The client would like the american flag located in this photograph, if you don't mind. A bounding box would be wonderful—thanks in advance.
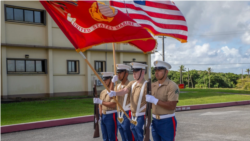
[110,0,188,43]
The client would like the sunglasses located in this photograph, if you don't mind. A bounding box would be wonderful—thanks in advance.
[154,67,166,71]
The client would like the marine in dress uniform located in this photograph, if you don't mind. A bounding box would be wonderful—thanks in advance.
[108,62,148,141]
[146,61,179,141]
[93,72,118,141]
[111,64,133,141]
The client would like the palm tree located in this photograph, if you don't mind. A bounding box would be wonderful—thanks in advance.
[246,69,250,78]
[190,74,193,88]
[179,65,186,84]
[208,67,211,88]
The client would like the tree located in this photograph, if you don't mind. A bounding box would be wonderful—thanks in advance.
[151,67,157,82]
[179,65,186,84]
[189,70,199,88]
[208,67,211,88]
[236,77,250,90]
[246,69,250,78]
[155,68,241,89]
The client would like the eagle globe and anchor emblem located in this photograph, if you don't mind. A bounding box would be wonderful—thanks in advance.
[89,2,118,22]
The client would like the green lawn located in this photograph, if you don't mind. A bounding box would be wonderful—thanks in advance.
[178,88,250,106]
[1,99,94,126]
[1,88,250,126]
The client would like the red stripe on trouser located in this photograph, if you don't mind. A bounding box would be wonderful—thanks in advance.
[172,117,176,141]
[129,111,135,141]
[113,113,118,141]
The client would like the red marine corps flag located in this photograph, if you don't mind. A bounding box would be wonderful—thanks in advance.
[40,0,156,53]
[40,1,156,135]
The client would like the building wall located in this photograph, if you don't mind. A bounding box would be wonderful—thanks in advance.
[53,50,87,93]
[52,28,73,48]
[0,48,3,98]
[4,47,48,96]
[6,23,47,46]
[4,1,44,9]
[7,75,48,95]
[6,47,47,59]
[1,1,4,97]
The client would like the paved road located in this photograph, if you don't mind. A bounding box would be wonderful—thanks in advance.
[2,105,250,141]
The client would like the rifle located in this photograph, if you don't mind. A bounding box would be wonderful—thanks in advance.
[93,80,100,138]
[143,78,152,141]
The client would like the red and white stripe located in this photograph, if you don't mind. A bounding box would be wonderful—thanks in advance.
[110,0,188,43]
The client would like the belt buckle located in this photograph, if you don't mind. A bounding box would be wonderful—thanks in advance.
[132,112,136,117]
[156,115,160,120]
[131,112,138,126]
[118,117,124,123]
[103,111,106,114]
[131,120,137,126]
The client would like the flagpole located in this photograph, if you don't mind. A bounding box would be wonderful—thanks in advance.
[79,52,131,121]
[112,43,119,115]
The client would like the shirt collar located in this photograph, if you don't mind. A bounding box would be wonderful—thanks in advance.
[121,80,129,86]
[119,80,129,88]
[136,79,146,87]
[153,78,170,87]
[161,78,170,86]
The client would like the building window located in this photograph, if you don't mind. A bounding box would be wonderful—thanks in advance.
[123,61,147,74]
[95,61,106,72]
[5,5,46,24]
[7,59,47,74]
[67,60,79,74]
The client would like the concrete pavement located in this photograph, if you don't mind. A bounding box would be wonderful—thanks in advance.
[2,105,250,141]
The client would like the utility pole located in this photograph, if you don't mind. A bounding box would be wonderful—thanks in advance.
[242,69,243,80]
[242,69,243,88]
[180,66,182,84]
[158,36,166,61]
[188,68,189,88]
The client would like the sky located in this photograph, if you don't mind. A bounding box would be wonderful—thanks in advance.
[151,1,250,74]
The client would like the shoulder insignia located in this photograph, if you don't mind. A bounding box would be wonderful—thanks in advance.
[175,89,179,94]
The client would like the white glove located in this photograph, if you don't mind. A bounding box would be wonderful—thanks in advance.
[146,95,159,105]
[108,91,116,97]
[112,75,118,83]
[93,98,102,104]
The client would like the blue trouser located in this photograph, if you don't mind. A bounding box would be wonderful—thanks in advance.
[101,113,118,141]
[151,116,177,141]
[117,111,133,141]
[130,115,144,141]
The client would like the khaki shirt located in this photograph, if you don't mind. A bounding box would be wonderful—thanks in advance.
[99,89,116,111]
[115,80,130,109]
[152,78,179,115]
[125,79,147,113]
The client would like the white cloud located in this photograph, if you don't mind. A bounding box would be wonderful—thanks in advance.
[194,43,210,57]
[220,46,240,57]
[241,31,250,44]
[151,39,250,74]
[175,1,250,43]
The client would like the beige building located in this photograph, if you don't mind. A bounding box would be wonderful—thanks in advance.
[1,1,151,99]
